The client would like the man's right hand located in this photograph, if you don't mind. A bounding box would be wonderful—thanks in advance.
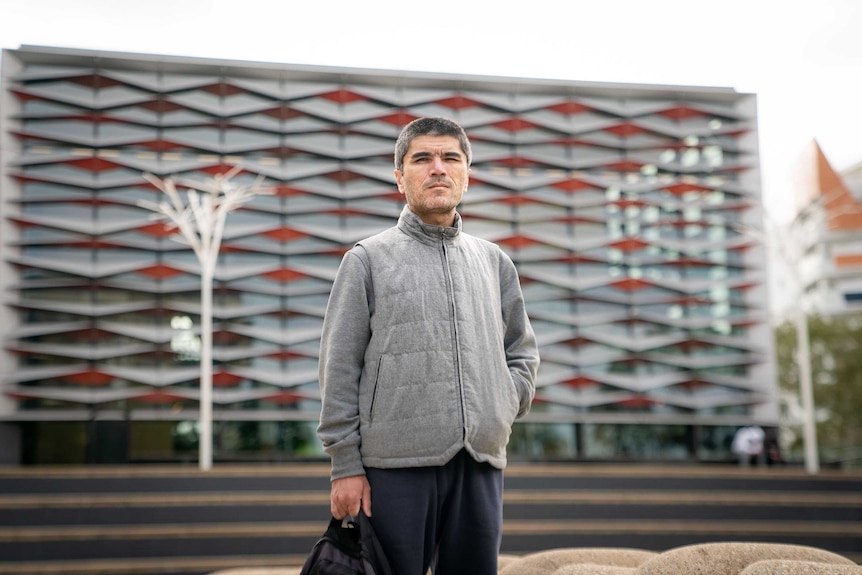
[330,474,372,519]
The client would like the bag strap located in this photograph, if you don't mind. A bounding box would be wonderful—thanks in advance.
[321,515,363,558]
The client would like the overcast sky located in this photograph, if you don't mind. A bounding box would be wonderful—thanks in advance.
[2,0,861,225]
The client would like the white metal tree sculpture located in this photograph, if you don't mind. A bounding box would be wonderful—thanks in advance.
[138,165,269,470]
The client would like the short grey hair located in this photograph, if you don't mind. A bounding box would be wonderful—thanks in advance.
[394,117,472,172]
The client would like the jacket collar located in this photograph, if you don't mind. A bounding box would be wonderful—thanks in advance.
[397,205,462,245]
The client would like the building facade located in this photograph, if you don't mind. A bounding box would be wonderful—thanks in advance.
[790,141,862,315]
[0,45,777,464]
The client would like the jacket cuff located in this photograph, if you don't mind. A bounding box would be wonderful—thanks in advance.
[328,447,366,481]
[512,373,535,418]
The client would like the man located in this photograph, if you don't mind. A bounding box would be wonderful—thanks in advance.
[732,425,766,467]
[317,117,539,574]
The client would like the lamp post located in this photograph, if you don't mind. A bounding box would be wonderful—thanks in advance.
[793,308,819,474]
[139,166,268,471]
[736,220,819,474]
[765,220,820,475]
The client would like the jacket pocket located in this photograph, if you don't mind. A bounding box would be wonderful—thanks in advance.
[506,373,521,419]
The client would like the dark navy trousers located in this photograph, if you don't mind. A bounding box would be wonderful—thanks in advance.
[364,449,504,575]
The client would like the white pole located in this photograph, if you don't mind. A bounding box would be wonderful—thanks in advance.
[795,310,819,474]
[199,260,214,471]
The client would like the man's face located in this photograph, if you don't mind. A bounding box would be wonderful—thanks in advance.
[394,135,470,225]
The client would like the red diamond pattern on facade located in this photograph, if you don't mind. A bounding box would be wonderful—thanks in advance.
[435,96,482,109]
[658,106,708,120]
[137,265,187,280]
[212,372,244,387]
[62,371,114,387]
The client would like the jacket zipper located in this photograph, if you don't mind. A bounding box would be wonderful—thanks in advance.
[441,236,467,440]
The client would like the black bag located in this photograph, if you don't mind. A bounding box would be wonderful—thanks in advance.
[299,512,392,575]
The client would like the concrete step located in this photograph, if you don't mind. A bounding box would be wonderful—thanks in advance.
[3,487,860,509]
[2,463,859,495]
[1,490,859,526]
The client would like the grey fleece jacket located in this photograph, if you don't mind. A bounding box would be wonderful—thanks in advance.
[317,206,539,481]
